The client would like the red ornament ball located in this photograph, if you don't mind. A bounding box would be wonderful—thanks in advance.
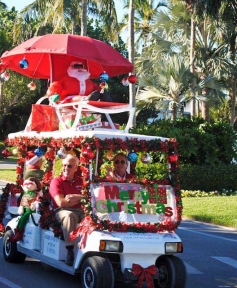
[168,154,178,163]
[81,147,95,160]
[128,75,137,84]
[2,149,11,158]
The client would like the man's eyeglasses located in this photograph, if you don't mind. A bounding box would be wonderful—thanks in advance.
[114,160,126,165]
[62,164,75,168]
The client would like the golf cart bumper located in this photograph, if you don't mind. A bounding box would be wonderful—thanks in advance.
[78,230,183,273]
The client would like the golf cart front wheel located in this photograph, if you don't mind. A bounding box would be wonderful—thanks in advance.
[154,255,187,288]
[81,256,114,288]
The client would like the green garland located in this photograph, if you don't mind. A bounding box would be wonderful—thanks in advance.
[0,136,182,236]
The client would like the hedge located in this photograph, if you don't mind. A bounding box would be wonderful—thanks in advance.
[179,164,237,192]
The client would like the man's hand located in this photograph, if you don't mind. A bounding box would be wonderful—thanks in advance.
[65,194,81,205]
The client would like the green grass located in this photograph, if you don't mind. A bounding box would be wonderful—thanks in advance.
[0,169,17,182]
[0,157,17,163]
[182,196,237,228]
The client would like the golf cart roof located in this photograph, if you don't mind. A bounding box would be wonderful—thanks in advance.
[8,129,169,142]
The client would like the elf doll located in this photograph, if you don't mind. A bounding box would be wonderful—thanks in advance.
[9,177,42,242]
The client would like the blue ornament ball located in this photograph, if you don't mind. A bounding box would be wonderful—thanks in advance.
[34,147,45,158]
[19,59,29,69]
[99,71,109,82]
[128,151,138,163]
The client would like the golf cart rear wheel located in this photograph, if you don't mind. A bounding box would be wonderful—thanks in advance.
[3,230,26,263]
[154,255,187,288]
[81,256,114,288]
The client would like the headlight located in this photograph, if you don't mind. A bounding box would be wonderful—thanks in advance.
[99,240,123,252]
[165,242,183,253]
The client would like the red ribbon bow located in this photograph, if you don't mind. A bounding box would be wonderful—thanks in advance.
[132,263,157,288]
[0,222,5,234]
[69,215,96,249]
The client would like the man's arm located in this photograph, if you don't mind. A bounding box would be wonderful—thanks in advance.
[49,177,81,208]
[54,193,81,208]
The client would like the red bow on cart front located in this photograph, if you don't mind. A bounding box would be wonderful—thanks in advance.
[69,216,97,249]
[132,263,157,288]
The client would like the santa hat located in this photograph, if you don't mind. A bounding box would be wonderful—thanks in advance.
[26,147,46,166]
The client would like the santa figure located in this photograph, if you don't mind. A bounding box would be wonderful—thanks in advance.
[46,62,112,102]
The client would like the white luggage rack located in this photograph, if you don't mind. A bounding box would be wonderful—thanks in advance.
[25,96,135,133]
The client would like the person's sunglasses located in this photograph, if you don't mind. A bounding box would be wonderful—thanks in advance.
[72,64,84,69]
[63,164,74,168]
[114,160,126,164]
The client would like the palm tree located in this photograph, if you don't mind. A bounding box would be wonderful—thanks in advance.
[13,0,119,41]
[180,0,237,125]
[121,0,167,50]
[93,0,119,42]
[81,0,88,36]
[0,1,6,9]
[136,1,228,121]
[136,54,195,120]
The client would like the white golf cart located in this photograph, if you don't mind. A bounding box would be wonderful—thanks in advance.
[1,98,186,288]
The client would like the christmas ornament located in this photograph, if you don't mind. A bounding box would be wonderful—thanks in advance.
[68,149,77,157]
[128,74,137,84]
[34,146,47,158]
[168,154,178,163]
[2,149,11,158]
[81,146,95,160]
[100,82,108,90]
[57,147,68,159]
[27,81,36,91]
[106,150,115,161]
[141,153,151,164]
[99,71,109,82]
[122,77,129,86]
[19,59,29,69]
[0,71,10,81]
[127,151,138,163]
[12,148,18,156]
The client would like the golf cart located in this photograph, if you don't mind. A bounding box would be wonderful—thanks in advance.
[0,34,186,288]
[1,108,186,288]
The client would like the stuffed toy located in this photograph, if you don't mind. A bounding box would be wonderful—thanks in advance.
[9,177,42,242]
[46,61,112,103]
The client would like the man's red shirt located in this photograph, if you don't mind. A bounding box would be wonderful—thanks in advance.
[49,174,82,209]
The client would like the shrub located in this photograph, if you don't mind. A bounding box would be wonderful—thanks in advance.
[0,141,6,159]
[179,164,237,192]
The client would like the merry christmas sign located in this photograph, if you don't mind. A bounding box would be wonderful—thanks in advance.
[91,183,177,224]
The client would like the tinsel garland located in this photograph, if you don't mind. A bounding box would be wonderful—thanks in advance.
[0,136,182,236]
